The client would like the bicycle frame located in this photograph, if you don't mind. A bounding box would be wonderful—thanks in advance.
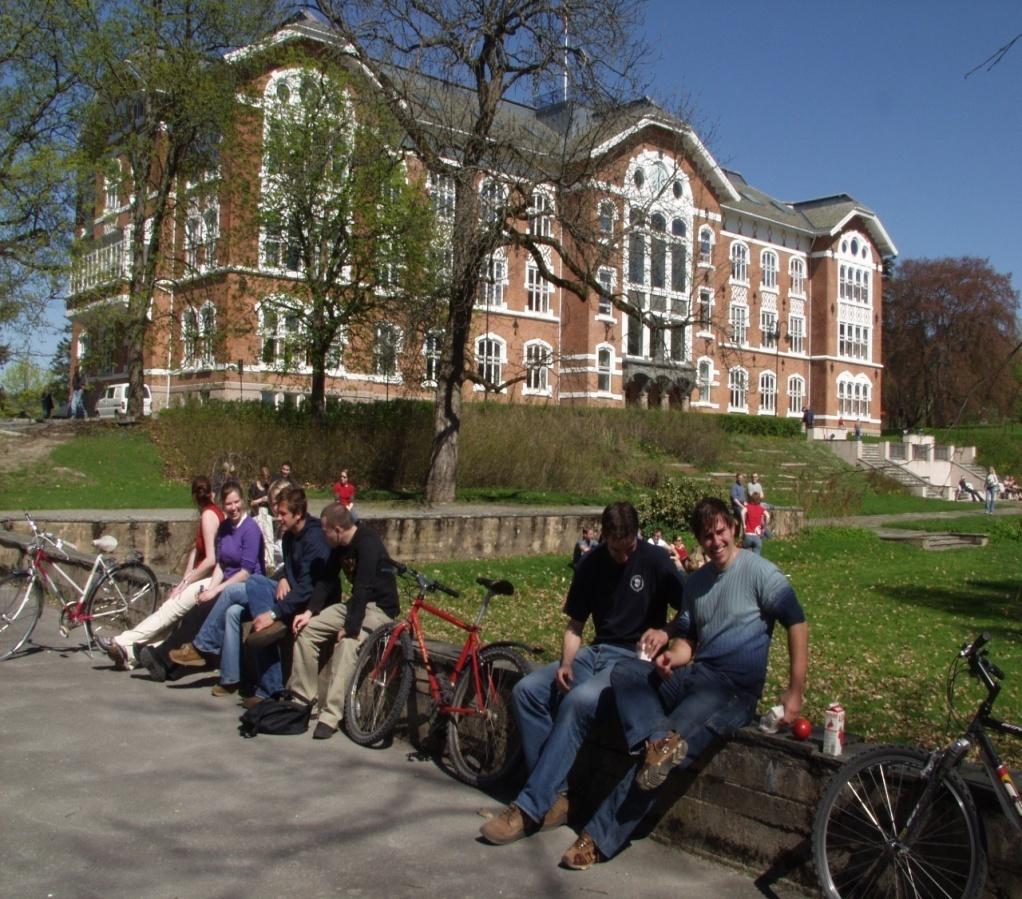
[396,590,488,718]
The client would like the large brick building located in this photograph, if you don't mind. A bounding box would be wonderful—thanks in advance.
[69,16,895,433]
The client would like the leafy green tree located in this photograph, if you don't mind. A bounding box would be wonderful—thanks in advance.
[1,357,48,414]
[73,0,280,416]
[239,52,436,418]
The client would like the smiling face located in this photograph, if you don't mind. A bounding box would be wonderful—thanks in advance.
[223,488,244,523]
[276,500,302,534]
[696,514,740,571]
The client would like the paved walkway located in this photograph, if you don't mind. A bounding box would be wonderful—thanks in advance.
[0,608,799,898]
[810,506,1022,529]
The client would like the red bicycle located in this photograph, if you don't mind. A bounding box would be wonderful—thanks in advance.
[344,563,531,788]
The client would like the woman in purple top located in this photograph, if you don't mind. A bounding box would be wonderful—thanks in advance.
[195,480,265,608]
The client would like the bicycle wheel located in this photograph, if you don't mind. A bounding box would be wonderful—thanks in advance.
[447,645,529,788]
[344,623,413,746]
[813,745,986,899]
[0,572,43,660]
[83,562,160,644]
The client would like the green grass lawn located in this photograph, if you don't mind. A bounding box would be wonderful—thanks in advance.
[0,429,192,509]
[411,518,1022,766]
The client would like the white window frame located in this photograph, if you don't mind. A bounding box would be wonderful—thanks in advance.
[728,367,749,412]
[596,267,615,317]
[695,357,714,405]
[523,340,553,395]
[372,321,402,378]
[528,189,553,238]
[789,257,805,296]
[788,314,805,354]
[760,308,778,349]
[787,374,805,415]
[475,334,506,391]
[698,226,714,265]
[761,250,778,290]
[479,178,507,226]
[697,288,714,333]
[596,345,614,393]
[422,331,442,386]
[729,301,748,345]
[428,171,456,222]
[478,250,508,308]
[758,370,777,414]
[730,241,749,284]
[526,260,552,314]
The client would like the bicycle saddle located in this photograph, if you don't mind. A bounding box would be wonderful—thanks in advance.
[476,577,514,596]
[93,535,119,552]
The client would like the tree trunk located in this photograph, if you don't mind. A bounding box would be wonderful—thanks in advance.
[310,348,326,421]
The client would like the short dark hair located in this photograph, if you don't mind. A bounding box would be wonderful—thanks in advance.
[689,497,737,540]
[601,502,639,540]
[276,486,307,518]
[321,502,354,530]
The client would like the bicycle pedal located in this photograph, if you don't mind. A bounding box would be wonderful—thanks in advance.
[59,624,70,638]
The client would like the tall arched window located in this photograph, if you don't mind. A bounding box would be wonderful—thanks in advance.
[597,346,613,392]
[475,335,505,389]
[730,242,749,283]
[524,340,552,394]
[761,250,778,290]
[789,257,805,296]
[696,358,713,404]
[698,227,714,265]
[728,367,749,411]
[787,375,805,415]
[759,371,776,414]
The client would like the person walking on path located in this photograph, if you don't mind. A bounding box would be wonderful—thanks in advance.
[985,468,999,515]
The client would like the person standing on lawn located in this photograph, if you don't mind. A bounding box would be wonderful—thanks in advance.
[559,496,807,870]
[479,501,682,846]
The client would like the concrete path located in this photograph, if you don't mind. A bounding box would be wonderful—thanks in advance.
[0,608,799,899]
[810,506,1022,529]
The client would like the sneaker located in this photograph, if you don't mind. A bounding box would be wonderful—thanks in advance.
[211,683,239,697]
[139,645,168,682]
[541,793,569,831]
[636,730,688,791]
[168,643,206,668]
[479,803,538,845]
[312,722,337,740]
[560,832,601,870]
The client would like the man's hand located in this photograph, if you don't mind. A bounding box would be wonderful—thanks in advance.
[275,579,291,602]
[555,662,574,693]
[335,627,347,643]
[654,638,694,681]
[291,610,312,635]
[637,628,668,659]
[251,611,276,633]
[780,686,804,724]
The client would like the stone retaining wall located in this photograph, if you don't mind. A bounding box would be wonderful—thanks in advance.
[1,506,806,572]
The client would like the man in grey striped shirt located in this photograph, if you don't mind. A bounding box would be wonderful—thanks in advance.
[561,496,808,870]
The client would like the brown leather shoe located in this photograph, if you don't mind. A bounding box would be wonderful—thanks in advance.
[211,683,239,697]
[479,803,538,845]
[242,696,263,710]
[100,637,128,671]
[636,730,688,791]
[541,793,569,830]
[561,831,601,870]
[168,643,207,668]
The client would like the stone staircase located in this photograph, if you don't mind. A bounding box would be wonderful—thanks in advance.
[855,444,945,498]
[876,530,989,551]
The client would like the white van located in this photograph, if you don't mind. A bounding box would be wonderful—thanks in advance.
[95,383,153,418]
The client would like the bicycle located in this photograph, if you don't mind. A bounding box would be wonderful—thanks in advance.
[344,563,532,788]
[812,632,1022,899]
[0,513,160,660]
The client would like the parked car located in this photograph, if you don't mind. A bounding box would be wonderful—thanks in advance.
[95,383,152,418]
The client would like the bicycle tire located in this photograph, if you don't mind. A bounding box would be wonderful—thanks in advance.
[0,572,43,661]
[447,645,529,788]
[83,562,160,644]
[812,744,986,899]
[344,622,413,746]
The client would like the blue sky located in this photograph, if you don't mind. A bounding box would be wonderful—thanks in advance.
[639,0,1021,289]
[13,2,1022,370]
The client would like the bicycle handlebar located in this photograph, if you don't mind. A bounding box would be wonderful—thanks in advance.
[393,561,461,598]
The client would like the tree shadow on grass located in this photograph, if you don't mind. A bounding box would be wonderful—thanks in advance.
[877,577,1022,641]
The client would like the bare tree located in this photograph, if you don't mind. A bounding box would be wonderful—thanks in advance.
[314,0,693,501]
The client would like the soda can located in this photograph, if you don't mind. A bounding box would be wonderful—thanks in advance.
[759,704,785,734]
[823,702,845,757]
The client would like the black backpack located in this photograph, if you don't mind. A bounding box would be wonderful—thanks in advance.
[238,690,313,737]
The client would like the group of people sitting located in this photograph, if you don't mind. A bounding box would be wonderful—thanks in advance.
[97,478,807,871]
[98,470,390,740]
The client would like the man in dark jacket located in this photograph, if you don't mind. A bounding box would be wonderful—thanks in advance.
[288,503,400,739]
[171,487,333,702]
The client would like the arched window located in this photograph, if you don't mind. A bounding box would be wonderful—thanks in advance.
[199,303,216,366]
[650,213,667,291]
[598,200,615,236]
[787,375,805,415]
[479,179,507,225]
[182,308,199,367]
[759,371,776,414]
[837,373,872,418]
[524,340,552,394]
[698,227,714,265]
[528,190,553,238]
[628,208,646,285]
[423,331,442,385]
[696,358,713,404]
[789,257,805,296]
[479,250,507,307]
[730,242,748,283]
[728,367,749,411]
[597,346,613,392]
[526,259,552,313]
[761,250,778,290]
[258,298,304,368]
[475,335,505,389]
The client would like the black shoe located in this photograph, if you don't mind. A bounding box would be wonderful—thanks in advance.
[139,645,168,683]
[312,722,337,740]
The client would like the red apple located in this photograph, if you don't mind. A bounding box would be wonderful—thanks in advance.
[792,717,812,741]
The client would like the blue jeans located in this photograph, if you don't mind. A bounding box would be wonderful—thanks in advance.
[742,534,762,555]
[193,578,279,695]
[511,643,634,824]
[985,487,996,514]
[584,658,757,860]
